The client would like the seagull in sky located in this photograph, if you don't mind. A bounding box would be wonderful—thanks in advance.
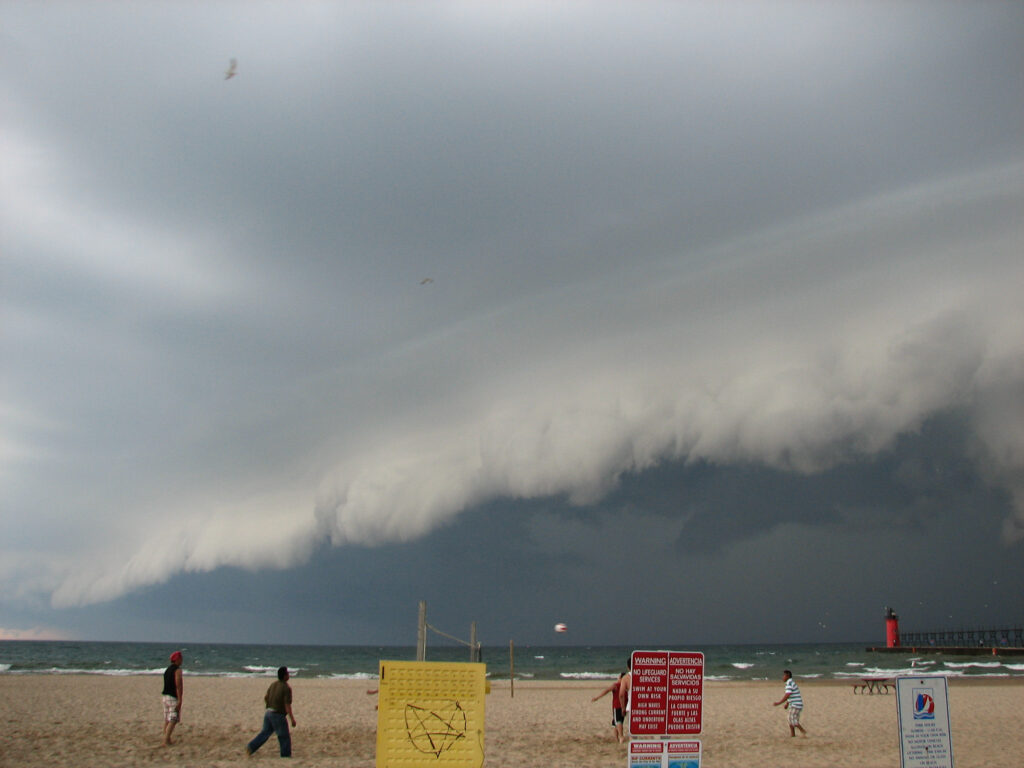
[419,277,434,285]
[225,58,237,80]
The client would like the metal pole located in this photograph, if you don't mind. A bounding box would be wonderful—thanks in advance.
[417,601,427,661]
[510,640,515,698]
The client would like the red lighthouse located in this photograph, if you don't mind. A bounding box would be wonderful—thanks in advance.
[885,607,900,648]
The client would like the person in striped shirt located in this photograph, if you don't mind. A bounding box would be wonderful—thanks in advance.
[773,669,807,737]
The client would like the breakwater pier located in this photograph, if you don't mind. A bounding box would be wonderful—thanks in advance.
[866,607,1024,656]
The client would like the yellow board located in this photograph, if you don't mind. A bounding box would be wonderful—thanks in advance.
[375,661,486,768]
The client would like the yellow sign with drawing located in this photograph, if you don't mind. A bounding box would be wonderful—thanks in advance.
[375,661,486,768]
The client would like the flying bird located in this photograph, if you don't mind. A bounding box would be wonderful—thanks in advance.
[225,59,237,80]
[419,278,433,285]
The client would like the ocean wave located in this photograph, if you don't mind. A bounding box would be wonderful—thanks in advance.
[969,672,1011,678]
[198,672,269,679]
[3,640,1016,682]
[3,666,331,679]
[243,665,300,675]
[321,672,377,680]
[20,666,167,676]
[560,672,619,680]
[835,668,917,678]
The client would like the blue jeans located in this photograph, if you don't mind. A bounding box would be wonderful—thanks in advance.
[247,710,291,757]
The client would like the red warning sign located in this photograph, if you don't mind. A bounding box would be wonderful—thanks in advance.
[629,650,704,736]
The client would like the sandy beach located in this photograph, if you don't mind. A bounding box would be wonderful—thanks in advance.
[2,675,1022,767]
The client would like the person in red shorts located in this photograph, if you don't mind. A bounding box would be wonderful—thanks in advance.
[592,671,627,743]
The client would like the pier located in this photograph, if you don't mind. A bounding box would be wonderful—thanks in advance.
[868,645,1024,656]
[866,608,1024,656]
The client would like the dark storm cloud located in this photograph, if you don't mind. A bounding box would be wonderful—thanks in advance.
[57,418,1023,645]
[2,2,1023,640]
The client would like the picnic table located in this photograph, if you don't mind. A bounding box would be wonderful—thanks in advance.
[853,677,893,694]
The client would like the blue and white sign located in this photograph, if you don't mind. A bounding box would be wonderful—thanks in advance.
[896,676,953,768]
[628,739,701,768]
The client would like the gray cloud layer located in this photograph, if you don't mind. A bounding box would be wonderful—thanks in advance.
[2,3,1022,636]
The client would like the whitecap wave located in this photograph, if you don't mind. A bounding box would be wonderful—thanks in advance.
[970,672,1011,678]
[322,671,377,680]
[243,665,306,675]
[835,667,916,678]
[560,671,619,680]
[43,667,162,676]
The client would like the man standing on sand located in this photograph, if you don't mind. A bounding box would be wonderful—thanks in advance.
[161,651,184,746]
[246,666,296,757]
[591,672,626,743]
[773,669,807,737]
[618,658,632,732]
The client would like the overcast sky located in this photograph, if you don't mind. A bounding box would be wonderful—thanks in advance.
[2,2,1023,646]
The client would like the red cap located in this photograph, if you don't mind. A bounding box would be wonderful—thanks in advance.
[170,651,183,664]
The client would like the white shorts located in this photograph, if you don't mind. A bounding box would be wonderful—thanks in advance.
[163,695,179,723]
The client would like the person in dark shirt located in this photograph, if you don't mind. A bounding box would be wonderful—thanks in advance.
[246,666,297,757]
[161,651,184,746]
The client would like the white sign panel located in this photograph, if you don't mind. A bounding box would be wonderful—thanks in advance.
[666,740,702,768]
[628,740,701,768]
[896,676,953,768]
[629,740,665,768]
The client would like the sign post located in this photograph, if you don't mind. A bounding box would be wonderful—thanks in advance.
[896,675,953,768]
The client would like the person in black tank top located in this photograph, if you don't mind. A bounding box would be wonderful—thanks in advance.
[162,664,178,696]
[161,651,184,746]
